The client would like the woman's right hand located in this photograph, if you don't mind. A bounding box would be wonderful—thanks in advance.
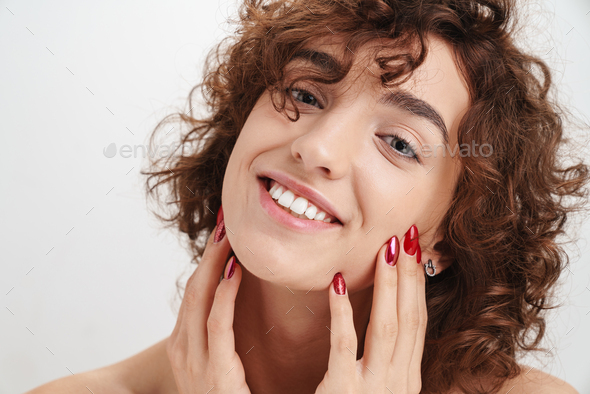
[166,209,251,393]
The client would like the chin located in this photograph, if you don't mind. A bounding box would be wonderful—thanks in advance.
[228,234,333,290]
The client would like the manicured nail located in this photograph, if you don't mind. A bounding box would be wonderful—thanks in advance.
[333,272,346,295]
[214,218,226,244]
[216,205,224,226]
[224,256,236,280]
[416,244,421,265]
[385,236,399,266]
[403,224,419,256]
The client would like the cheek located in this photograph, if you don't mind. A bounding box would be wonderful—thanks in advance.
[222,138,244,215]
[419,187,454,224]
[222,108,275,206]
[418,163,459,219]
[340,248,379,292]
[357,162,422,226]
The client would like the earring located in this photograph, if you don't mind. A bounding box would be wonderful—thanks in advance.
[424,259,436,277]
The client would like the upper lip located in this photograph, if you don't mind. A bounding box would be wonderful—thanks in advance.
[258,170,344,224]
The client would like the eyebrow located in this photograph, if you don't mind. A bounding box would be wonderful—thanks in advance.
[290,49,449,144]
[378,89,449,144]
[291,48,342,75]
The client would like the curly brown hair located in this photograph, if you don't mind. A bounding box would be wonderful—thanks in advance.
[142,0,589,392]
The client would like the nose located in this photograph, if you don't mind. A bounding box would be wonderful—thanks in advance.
[290,111,355,179]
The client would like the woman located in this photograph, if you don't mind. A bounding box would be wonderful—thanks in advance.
[27,0,588,393]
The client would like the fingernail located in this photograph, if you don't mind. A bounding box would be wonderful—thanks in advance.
[224,256,236,280]
[416,244,421,265]
[403,224,419,256]
[385,236,399,266]
[333,272,346,295]
[214,218,226,244]
[216,205,224,226]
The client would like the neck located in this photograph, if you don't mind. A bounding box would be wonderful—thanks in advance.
[233,264,373,394]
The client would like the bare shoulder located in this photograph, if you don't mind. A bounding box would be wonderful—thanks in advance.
[23,367,132,394]
[499,365,579,394]
[24,337,176,394]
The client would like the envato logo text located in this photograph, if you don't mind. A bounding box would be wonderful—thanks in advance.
[103,141,492,159]
[103,143,180,159]
[420,142,493,158]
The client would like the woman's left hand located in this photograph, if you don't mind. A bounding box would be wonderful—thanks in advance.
[315,228,427,394]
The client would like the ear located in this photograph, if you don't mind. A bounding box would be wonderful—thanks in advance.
[421,228,452,274]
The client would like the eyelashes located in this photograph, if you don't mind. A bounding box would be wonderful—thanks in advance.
[284,84,421,164]
[286,86,322,109]
[378,134,420,163]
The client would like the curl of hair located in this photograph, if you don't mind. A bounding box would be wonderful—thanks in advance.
[142,0,589,392]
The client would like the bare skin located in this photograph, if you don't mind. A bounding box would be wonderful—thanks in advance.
[25,35,580,394]
[23,336,579,394]
[22,227,580,394]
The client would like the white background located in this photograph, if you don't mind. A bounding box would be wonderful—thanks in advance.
[1,0,589,392]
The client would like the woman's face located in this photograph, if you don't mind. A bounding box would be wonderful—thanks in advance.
[222,34,470,292]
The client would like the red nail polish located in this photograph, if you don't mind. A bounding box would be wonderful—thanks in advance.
[385,236,399,266]
[214,218,226,244]
[224,256,236,280]
[416,244,421,265]
[333,273,346,295]
[403,224,419,256]
[216,205,224,226]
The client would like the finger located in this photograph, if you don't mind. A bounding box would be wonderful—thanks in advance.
[174,222,232,347]
[207,256,242,370]
[327,273,358,390]
[408,260,427,392]
[185,221,233,310]
[390,227,421,376]
[362,236,399,382]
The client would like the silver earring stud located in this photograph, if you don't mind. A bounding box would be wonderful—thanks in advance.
[424,259,436,277]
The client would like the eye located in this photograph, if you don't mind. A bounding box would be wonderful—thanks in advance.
[284,85,322,109]
[379,133,420,163]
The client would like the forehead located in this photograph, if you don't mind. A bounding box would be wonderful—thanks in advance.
[292,34,471,144]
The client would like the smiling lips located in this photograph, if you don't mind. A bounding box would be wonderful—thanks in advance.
[267,179,340,223]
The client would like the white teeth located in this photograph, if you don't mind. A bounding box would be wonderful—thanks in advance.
[271,185,284,200]
[304,204,317,220]
[269,182,279,196]
[290,197,308,215]
[277,189,295,208]
[267,179,338,223]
